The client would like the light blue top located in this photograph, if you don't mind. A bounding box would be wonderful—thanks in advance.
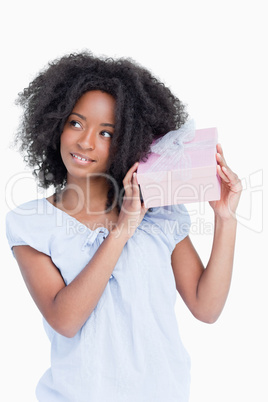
[6,198,191,402]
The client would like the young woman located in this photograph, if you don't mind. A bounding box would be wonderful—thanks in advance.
[6,52,242,402]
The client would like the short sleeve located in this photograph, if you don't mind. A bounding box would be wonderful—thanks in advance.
[5,199,51,257]
[6,209,29,255]
[143,204,191,251]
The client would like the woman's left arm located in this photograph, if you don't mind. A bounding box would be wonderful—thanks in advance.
[171,144,242,323]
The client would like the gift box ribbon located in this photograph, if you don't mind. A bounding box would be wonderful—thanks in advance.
[145,120,217,181]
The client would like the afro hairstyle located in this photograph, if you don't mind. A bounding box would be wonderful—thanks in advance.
[15,51,188,210]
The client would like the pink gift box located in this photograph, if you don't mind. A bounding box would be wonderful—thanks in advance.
[137,127,221,208]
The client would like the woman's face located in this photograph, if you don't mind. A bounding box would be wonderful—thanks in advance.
[60,90,116,182]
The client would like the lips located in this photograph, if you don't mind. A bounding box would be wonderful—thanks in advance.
[70,153,95,163]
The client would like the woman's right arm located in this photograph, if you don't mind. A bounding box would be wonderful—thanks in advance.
[13,232,126,338]
[13,163,146,338]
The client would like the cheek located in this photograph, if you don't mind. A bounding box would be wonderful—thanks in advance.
[60,130,71,151]
[101,143,111,162]
[59,132,71,162]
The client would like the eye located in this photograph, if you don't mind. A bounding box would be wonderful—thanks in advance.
[69,120,82,129]
[100,130,113,138]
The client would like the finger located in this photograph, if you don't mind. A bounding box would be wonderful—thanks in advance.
[216,151,228,170]
[124,174,141,201]
[216,143,223,155]
[124,172,141,205]
[222,166,242,190]
[222,165,237,182]
[216,143,229,164]
[217,164,230,183]
[123,162,139,196]
[123,162,139,184]
[132,172,140,198]
[127,162,139,176]
[216,143,227,162]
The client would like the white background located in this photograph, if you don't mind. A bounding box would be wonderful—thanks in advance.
[1,0,267,401]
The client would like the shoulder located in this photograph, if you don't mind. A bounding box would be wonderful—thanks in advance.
[141,204,191,251]
[6,198,55,228]
[6,198,57,256]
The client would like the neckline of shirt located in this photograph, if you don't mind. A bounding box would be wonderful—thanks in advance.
[43,197,109,234]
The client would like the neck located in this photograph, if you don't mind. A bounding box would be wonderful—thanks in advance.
[59,175,111,216]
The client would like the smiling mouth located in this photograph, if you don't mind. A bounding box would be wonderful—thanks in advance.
[71,153,95,162]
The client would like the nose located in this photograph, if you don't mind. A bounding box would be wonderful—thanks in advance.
[77,128,95,150]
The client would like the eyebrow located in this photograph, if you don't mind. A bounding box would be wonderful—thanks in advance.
[70,112,86,120]
[70,113,115,128]
[101,123,115,129]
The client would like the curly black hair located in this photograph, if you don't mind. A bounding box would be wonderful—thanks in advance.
[15,51,188,210]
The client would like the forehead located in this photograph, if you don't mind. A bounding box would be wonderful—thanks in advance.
[73,90,116,120]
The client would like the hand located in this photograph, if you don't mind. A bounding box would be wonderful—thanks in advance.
[113,162,148,240]
[209,144,242,220]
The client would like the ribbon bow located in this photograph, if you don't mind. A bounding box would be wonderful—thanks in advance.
[147,119,196,174]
